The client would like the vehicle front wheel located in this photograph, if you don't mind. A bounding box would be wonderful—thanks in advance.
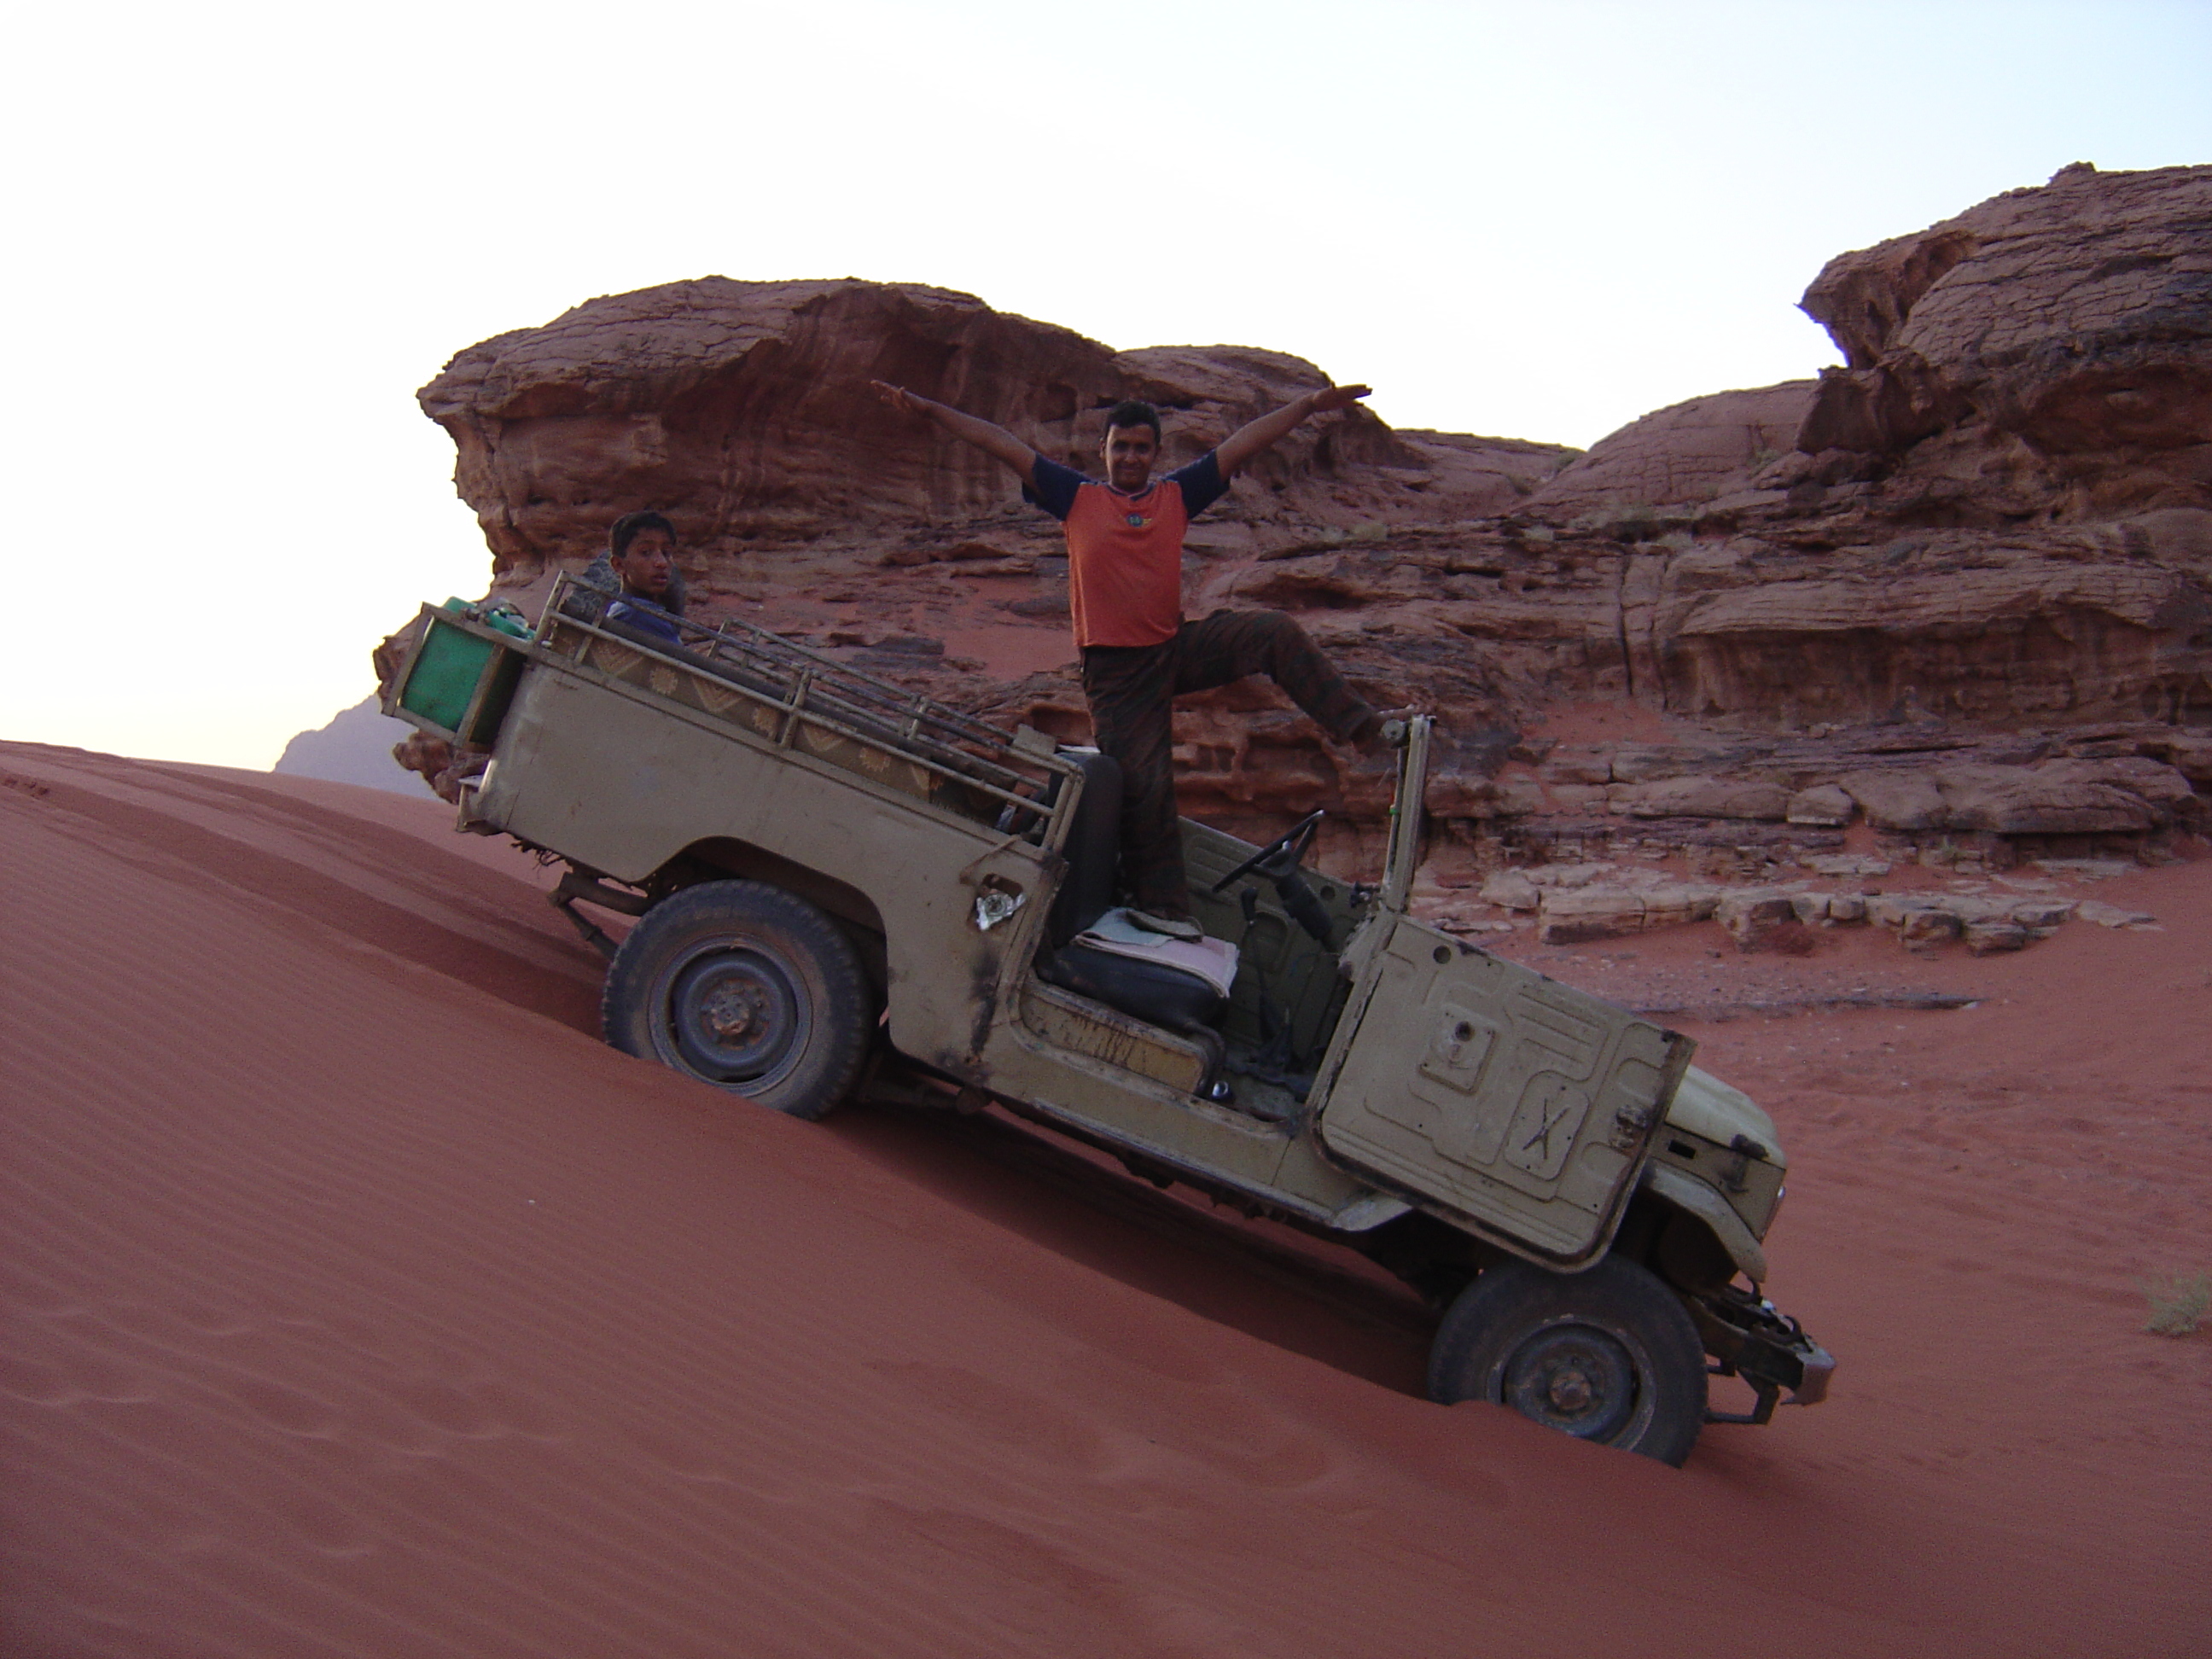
[1427,1255,1708,1466]
[602,879,871,1121]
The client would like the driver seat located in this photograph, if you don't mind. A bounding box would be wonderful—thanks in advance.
[1035,752,1231,1036]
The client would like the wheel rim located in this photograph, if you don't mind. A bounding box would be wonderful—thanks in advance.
[1496,1320,1647,1443]
[657,941,814,1091]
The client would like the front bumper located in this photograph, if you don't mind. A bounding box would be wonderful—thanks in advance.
[1689,1285,1836,1425]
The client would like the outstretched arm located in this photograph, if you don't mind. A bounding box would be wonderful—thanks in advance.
[870,381,1039,488]
[1214,383,1373,478]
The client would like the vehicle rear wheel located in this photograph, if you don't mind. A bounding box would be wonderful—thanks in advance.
[602,879,871,1121]
[1427,1255,1708,1465]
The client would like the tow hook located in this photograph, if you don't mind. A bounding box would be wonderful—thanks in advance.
[1689,1285,1836,1425]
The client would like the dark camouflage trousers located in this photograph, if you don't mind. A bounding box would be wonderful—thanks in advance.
[1080,608,1381,917]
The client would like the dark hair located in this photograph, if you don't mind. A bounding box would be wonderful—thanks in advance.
[610,510,676,560]
[1103,401,1161,443]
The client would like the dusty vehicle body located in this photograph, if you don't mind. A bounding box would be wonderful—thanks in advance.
[385,579,1832,1463]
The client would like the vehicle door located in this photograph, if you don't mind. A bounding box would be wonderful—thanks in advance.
[1308,720,1691,1267]
[1315,924,1691,1267]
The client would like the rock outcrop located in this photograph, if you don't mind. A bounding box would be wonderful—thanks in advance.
[1522,381,1816,518]
[418,279,1573,585]
[1791,161,2212,521]
[406,163,2212,911]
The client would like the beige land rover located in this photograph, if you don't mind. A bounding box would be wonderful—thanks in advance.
[383,579,1832,1464]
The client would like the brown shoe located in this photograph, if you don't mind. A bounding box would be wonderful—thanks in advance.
[1357,710,1417,756]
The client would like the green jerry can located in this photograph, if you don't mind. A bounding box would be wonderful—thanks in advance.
[399,601,529,738]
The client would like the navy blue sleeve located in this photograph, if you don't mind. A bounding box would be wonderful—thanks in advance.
[1022,453,1086,521]
[1169,450,1228,518]
[606,597,682,644]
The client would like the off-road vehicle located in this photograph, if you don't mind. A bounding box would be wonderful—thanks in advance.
[383,579,1832,1464]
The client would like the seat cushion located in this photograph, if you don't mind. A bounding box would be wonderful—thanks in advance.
[1037,943,1228,1034]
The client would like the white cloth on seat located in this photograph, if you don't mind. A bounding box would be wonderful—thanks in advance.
[1070,908,1241,998]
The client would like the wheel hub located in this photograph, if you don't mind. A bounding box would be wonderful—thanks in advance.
[664,946,811,1086]
[1545,1366,1594,1413]
[700,978,772,1045]
[1500,1324,1639,1441]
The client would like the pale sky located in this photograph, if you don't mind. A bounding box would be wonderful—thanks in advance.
[6,0,2208,768]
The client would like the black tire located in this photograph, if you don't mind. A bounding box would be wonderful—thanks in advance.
[602,880,871,1121]
[1427,1255,1708,1466]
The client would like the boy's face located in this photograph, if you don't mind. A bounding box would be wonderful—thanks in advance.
[1100,422,1159,492]
[614,528,674,598]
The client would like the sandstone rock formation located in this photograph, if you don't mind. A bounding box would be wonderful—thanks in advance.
[1522,381,1815,518]
[418,279,1573,586]
[405,163,2212,925]
[1792,161,2212,521]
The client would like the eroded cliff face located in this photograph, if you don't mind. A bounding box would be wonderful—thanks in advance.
[413,164,2212,884]
[419,278,1565,583]
[1792,161,2212,521]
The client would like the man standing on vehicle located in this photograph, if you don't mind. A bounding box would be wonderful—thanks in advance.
[870,380,1404,940]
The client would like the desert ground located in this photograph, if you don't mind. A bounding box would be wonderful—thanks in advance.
[3,738,2207,1656]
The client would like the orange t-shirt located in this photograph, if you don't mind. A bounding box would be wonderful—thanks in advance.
[1026,451,1229,648]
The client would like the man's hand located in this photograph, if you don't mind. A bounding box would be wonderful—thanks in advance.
[1218,382,1377,477]
[870,380,932,419]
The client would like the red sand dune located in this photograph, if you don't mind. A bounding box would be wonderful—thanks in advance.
[3,740,2208,1656]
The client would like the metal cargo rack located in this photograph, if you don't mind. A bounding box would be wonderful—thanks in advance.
[534,574,1081,843]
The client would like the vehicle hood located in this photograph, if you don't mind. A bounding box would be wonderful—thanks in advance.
[1665,1066,1784,1168]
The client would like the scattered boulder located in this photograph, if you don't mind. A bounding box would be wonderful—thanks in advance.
[1480,870,1542,912]
[1537,888,1647,945]
[1965,920,2032,955]
[1870,894,1947,929]
[1716,891,1797,950]
[2075,899,2158,928]
[1839,771,1950,832]
[1640,883,1722,928]
[1787,784,1855,826]
[1900,907,1964,948]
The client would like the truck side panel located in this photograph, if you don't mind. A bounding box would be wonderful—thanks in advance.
[481,665,1028,1073]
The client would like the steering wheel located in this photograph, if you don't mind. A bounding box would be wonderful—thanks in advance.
[1210,810,1325,894]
